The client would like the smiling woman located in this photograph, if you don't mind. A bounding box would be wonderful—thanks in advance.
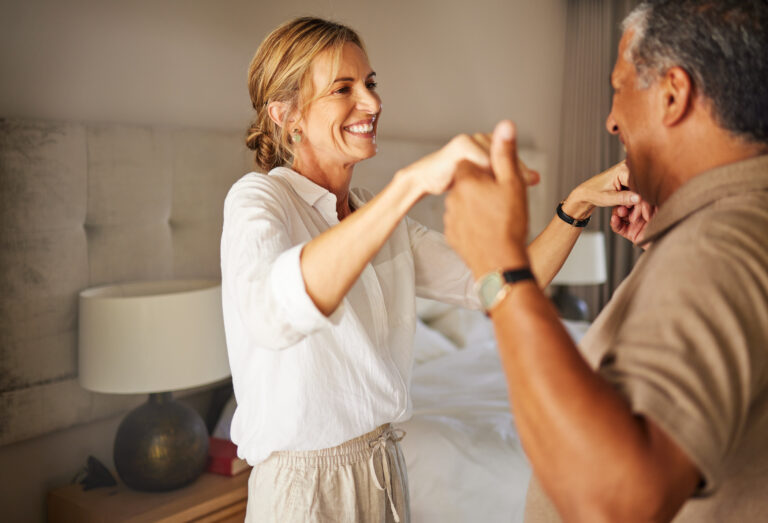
[221,16,493,523]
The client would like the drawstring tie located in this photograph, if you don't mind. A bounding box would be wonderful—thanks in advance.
[368,426,406,522]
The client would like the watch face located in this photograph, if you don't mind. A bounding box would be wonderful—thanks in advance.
[477,272,504,310]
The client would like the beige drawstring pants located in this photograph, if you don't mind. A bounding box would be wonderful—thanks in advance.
[245,424,410,523]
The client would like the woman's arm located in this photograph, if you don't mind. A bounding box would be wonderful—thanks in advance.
[301,135,491,316]
[528,161,641,287]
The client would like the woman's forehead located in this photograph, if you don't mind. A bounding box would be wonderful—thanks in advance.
[310,43,372,86]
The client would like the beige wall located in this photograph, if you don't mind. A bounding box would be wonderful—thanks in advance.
[0,0,566,520]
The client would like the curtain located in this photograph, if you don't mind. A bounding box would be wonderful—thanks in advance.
[556,0,641,319]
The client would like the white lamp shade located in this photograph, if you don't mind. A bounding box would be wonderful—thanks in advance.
[551,231,608,286]
[78,280,231,394]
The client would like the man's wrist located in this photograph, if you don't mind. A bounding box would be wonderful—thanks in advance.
[469,244,529,279]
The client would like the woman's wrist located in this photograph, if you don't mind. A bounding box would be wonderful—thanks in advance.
[392,166,426,211]
[561,189,595,221]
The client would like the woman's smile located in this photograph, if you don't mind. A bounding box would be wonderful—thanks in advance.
[343,116,377,139]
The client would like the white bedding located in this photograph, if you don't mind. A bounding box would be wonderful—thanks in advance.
[401,306,589,523]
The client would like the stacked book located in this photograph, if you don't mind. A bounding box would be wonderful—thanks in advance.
[207,437,251,476]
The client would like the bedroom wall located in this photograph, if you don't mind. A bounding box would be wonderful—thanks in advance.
[0,0,567,520]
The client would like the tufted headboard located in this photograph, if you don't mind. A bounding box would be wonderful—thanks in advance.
[0,119,546,447]
[0,118,249,445]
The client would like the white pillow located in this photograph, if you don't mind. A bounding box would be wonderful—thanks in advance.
[415,297,456,323]
[412,318,459,364]
[426,307,495,349]
[212,395,236,440]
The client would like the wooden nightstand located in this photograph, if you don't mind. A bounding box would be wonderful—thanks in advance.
[47,471,250,522]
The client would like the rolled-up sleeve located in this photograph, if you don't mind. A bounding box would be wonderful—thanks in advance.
[221,179,343,350]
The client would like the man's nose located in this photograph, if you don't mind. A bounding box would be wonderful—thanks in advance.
[606,113,619,135]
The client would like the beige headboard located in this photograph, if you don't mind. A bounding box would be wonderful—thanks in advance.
[0,119,545,446]
[0,118,249,445]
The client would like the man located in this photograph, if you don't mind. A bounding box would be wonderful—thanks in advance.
[444,1,768,521]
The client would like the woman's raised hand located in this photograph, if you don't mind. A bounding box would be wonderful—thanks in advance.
[397,132,539,198]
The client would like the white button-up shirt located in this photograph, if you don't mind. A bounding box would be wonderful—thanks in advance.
[220,167,478,465]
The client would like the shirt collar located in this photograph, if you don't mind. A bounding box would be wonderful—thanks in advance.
[269,166,334,209]
[640,154,768,246]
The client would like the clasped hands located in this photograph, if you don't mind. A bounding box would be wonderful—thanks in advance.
[440,120,655,276]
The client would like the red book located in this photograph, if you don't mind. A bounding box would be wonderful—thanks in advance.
[207,437,251,476]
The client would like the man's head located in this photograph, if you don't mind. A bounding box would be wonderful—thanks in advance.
[606,0,768,204]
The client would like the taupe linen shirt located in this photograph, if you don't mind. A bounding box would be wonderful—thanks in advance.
[526,154,768,522]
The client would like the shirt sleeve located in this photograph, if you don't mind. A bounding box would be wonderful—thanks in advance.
[598,221,767,495]
[405,216,481,309]
[221,177,343,350]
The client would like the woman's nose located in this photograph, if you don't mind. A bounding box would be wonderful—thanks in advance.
[357,89,381,114]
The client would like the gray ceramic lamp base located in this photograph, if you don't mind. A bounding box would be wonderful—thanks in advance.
[551,285,589,321]
[114,392,209,491]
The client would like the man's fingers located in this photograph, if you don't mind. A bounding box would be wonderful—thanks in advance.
[523,169,541,186]
[610,213,623,234]
[490,120,521,185]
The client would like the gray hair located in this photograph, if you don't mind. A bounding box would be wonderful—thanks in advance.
[621,0,768,144]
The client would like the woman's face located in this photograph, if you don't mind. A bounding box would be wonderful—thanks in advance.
[296,42,381,167]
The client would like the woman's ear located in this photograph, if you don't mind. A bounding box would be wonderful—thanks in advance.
[267,101,294,128]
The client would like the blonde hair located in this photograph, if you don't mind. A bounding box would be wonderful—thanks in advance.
[245,17,366,171]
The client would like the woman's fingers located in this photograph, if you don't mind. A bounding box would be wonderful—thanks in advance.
[450,134,491,170]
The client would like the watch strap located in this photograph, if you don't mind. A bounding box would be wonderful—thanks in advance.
[502,267,536,284]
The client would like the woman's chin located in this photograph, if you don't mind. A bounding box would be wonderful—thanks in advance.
[351,144,379,163]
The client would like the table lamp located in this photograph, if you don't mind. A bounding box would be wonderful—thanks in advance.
[78,280,231,491]
[550,231,607,321]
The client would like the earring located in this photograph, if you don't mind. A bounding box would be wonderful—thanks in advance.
[291,129,302,143]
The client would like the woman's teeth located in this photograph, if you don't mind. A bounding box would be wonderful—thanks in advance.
[345,123,374,134]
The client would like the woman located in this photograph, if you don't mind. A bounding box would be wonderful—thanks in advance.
[221,17,637,523]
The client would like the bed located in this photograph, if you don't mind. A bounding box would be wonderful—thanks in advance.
[401,301,589,523]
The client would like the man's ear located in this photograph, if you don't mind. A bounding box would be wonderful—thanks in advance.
[661,66,693,127]
[267,101,297,129]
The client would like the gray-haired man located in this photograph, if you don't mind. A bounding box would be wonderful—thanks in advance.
[444,1,768,521]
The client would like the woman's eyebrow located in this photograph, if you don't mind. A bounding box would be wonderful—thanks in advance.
[332,71,376,83]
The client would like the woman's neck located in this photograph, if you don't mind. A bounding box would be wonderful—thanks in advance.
[293,154,356,220]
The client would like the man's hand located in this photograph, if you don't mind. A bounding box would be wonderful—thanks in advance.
[444,121,530,277]
[611,201,657,247]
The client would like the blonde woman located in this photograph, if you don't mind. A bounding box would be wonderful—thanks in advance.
[220,17,639,523]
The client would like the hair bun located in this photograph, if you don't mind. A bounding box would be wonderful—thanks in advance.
[246,123,279,171]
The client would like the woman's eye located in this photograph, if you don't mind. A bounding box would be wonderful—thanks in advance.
[334,86,351,94]
[366,81,378,90]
